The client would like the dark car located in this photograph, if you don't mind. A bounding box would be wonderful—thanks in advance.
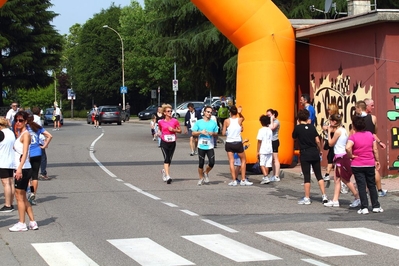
[43,108,64,126]
[138,105,158,120]
[98,105,122,125]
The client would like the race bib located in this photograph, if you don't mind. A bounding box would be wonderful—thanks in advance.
[191,118,197,124]
[164,134,176,142]
[199,137,214,149]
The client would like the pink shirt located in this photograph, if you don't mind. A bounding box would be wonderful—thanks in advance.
[158,118,180,142]
[348,131,375,167]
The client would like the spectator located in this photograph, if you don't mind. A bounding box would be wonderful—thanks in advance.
[184,103,202,156]
[300,94,316,125]
[0,117,15,213]
[266,108,282,182]
[6,102,18,128]
[217,102,229,133]
[125,102,131,118]
[292,109,328,205]
[321,103,338,182]
[257,115,273,185]
[346,115,383,214]
[52,104,61,131]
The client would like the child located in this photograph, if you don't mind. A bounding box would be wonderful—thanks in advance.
[257,115,273,184]
[234,139,250,183]
[150,115,157,140]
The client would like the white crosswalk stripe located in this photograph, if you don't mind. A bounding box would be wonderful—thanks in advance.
[31,242,99,266]
[182,234,281,262]
[329,227,399,250]
[108,238,194,266]
[257,230,365,257]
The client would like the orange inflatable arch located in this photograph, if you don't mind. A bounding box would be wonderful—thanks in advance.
[0,0,7,8]
[191,0,295,165]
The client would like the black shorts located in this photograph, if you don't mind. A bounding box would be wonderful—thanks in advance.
[272,139,280,153]
[30,155,41,180]
[55,115,60,122]
[225,141,244,153]
[14,169,32,190]
[0,168,14,178]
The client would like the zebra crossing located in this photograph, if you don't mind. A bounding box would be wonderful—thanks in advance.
[31,227,399,266]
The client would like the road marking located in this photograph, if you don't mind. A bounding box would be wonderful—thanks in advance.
[330,227,399,250]
[32,242,98,266]
[90,134,117,178]
[202,219,238,233]
[124,183,142,192]
[302,258,331,266]
[124,183,161,200]
[182,234,281,262]
[108,238,194,266]
[162,202,178,207]
[257,230,365,257]
[115,178,124,182]
[180,209,199,216]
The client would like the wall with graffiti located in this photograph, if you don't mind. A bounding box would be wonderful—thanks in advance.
[387,87,399,171]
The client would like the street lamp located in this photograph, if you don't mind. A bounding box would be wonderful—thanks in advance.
[103,25,125,110]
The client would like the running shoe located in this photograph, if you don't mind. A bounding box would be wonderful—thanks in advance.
[269,176,280,182]
[378,189,387,197]
[340,182,349,194]
[298,197,311,205]
[166,176,172,184]
[9,222,28,232]
[161,169,166,182]
[228,180,237,186]
[203,173,209,184]
[322,194,329,204]
[240,179,253,186]
[323,174,330,181]
[349,198,361,208]
[197,178,204,186]
[357,208,369,214]
[0,205,14,213]
[324,200,339,207]
[260,176,270,184]
[29,221,39,230]
[372,207,384,213]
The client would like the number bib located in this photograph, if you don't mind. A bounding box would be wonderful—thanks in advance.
[199,137,214,149]
[164,134,176,142]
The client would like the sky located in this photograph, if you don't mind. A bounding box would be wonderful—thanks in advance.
[49,0,145,35]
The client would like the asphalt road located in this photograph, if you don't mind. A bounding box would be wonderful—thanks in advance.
[1,120,399,266]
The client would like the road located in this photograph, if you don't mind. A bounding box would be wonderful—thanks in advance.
[1,120,399,266]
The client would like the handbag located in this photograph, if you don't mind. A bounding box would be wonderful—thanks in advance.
[52,115,56,121]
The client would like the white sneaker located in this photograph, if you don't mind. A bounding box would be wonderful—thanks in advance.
[298,197,311,205]
[161,169,166,182]
[269,176,280,182]
[260,176,270,184]
[9,222,28,232]
[29,221,38,230]
[357,208,369,214]
[166,176,172,184]
[323,174,330,181]
[340,182,349,194]
[240,179,253,186]
[228,180,237,186]
[349,198,361,208]
[197,178,204,186]
[203,173,209,184]
[324,200,340,207]
[322,194,328,204]
[372,207,384,213]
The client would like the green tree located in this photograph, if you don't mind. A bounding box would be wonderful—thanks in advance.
[0,0,63,106]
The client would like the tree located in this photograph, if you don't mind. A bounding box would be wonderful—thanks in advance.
[0,0,63,106]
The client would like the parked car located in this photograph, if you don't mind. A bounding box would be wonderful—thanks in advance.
[43,108,64,126]
[138,105,158,120]
[172,101,203,118]
[97,105,122,125]
[87,109,95,124]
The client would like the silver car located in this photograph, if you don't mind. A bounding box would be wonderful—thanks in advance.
[172,101,203,118]
[97,105,122,125]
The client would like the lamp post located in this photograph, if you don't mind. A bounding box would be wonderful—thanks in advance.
[103,25,125,110]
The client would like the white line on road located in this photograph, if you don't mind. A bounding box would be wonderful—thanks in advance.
[182,234,281,262]
[108,238,194,266]
[302,258,331,266]
[329,227,399,250]
[124,183,161,200]
[162,202,178,207]
[257,230,365,257]
[180,209,199,216]
[90,133,117,178]
[32,242,98,266]
[202,219,238,233]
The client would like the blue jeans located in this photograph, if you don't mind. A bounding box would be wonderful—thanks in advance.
[40,149,47,176]
[351,166,380,209]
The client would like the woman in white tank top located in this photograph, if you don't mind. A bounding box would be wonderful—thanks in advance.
[323,114,360,208]
[9,111,38,232]
[222,106,252,186]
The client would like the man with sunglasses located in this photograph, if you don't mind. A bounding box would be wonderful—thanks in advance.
[6,102,18,128]
[191,105,219,185]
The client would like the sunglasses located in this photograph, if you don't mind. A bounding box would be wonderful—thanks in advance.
[15,119,25,123]
[165,110,172,113]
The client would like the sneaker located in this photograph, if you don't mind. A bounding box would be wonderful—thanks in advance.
[269,176,280,182]
[260,176,270,184]
[203,173,210,184]
[324,200,340,207]
[52,129,57,131]
[161,169,167,182]
[194,150,198,155]
[0,205,14,213]
[378,189,387,197]
[372,207,384,213]
[298,197,311,205]
[39,174,50,180]
[323,174,330,181]
[357,208,369,214]
[349,198,361,208]
[30,199,37,205]
[29,221,38,230]
[190,152,194,156]
[28,193,36,202]
[166,176,172,184]
[9,222,28,232]
[322,194,328,204]
[240,179,253,186]
[340,182,349,194]
[197,178,204,186]
[228,180,237,186]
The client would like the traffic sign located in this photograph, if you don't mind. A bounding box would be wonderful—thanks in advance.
[120,86,127,94]
[172,79,178,91]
